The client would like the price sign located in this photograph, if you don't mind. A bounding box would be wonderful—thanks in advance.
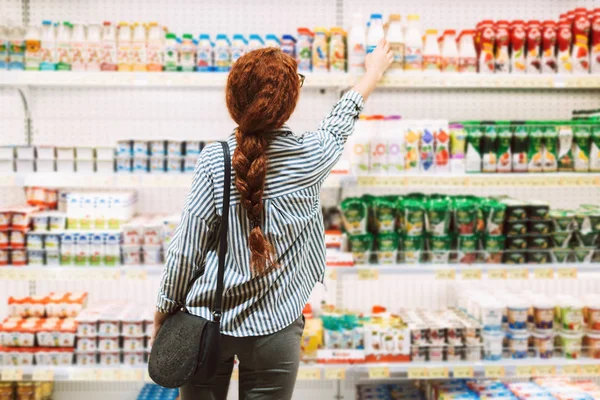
[119,369,142,382]
[461,269,482,280]
[533,365,556,376]
[231,368,239,381]
[32,369,54,381]
[516,365,533,377]
[484,366,505,378]
[325,368,346,380]
[126,269,147,280]
[97,369,120,381]
[488,269,507,280]
[561,365,582,376]
[435,269,456,280]
[70,369,96,381]
[507,268,528,280]
[534,268,554,279]
[428,367,449,379]
[453,366,474,379]
[297,367,321,380]
[358,269,379,281]
[581,364,600,376]
[557,268,577,279]
[368,366,390,379]
[407,368,427,379]
[1,368,23,381]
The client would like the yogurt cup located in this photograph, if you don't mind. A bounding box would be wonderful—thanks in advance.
[0,230,9,249]
[9,230,26,248]
[479,299,503,331]
[585,332,600,359]
[27,250,45,266]
[76,336,98,352]
[47,211,67,231]
[0,210,11,229]
[507,331,529,359]
[587,298,600,332]
[507,299,529,331]
[149,156,165,172]
[465,346,482,361]
[482,331,504,361]
[123,351,145,366]
[121,245,141,265]
[559,331,583,359]
[26,233,44,250]
[75,351,97,366]
[123,336,145,351]
[559,298,584,332]
[99,351,121,366]
[32,213,49,232]
[98,336,120,352]
[150,140,166,156]
[532,331,553,359]
[428,346,444,362]
[533,300,554,332]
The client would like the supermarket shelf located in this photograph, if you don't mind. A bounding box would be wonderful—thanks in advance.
[356,173,600,188]
[2,72,600,90]
[1,360,598,382]
[0,266,164,281]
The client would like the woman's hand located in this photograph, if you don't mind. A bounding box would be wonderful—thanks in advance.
[353,39,394,101]
[151,310,170,345]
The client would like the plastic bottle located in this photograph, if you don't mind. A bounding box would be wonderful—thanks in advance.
[24,25,41,71]
[386,14,404,74]
[213,34,231,72]
[8,25,25,70]
[117,22,132,71]
[296,28,312,72]
[0,25,8,70]
[329,27,346,73]
[100,21,117,71]
[404,14,423,72]
[440,30,458,72]
[131,23,148,71]
[312,27,329,72]
[163,33,179,72]
[195,34,212,72]
[366,14,384,54]
[458,30,477,73]
[146,22,163,72]
[347,13,366,75]
[70,23,86,71]
[248,34,264,52]
[86,24,101,71]
[265,34,280,48]
[280,34,295,59]
[422,29,440,72]
[180,33,196,72]
[56,22,72,71]
[231,34,247,64]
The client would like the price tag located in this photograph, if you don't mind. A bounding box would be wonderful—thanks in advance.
[297,367,321,380]
[561,365,582,376]
[534,268,554,279]
[462,269,482,280]
[484,366,505,378]
[32,369,54,381]
[368,366,390,379]
[231,368,239,381]
[581,364,600,376]
[516,365,533,377]
[453,366,474,379]
[428,367,449,379]
[507,268,528,280]
[120,369,142,382]
[358,269,379,281]
[407,368,427,379]
[70,369,96,381]
[488,269,507,280]
[533,365,556,376]
[97,369,120,381]
[1,368,23,381]
[557,268,577,279]
[435,269,456,280]
[325,269,337,280]
[126,269,147,280]
[325,368,346,380]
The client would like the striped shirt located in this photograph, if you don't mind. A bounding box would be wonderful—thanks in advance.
[157,90,365,336]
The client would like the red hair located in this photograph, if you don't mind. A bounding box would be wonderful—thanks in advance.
[226,48,300,275]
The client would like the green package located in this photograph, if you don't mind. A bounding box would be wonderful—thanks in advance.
[403,235,424,264]
[429,235,451,264]
[574,247,594,263]
[542,124,558,172]
[457,234,478,264]
[512,125,528,172]
[558,123,574,171]
[348,233,374,264]
[340,197,368,235]
[484,234,505,264]
[496,125,512,172]
[482,199,506,236]
[426,197,451,236]
[465,126,483,173]
[453,198,477,235]
[376,232,399,264]
[552,231,572,248]
[573,124,591,172]
[549,209,575,232]
[481,125,498,173]
[552,248,572,263]
[373,197,397,234]
[591,125,600,172]
[402,198,425,236]
[528,124,544,172]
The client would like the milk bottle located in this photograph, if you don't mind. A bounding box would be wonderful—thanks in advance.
[146,22,163,71]
[100,21,117,71]
[117,22,132,71]
[231,34,247,64]
[214,34,230,72]
[86,24,101,71]
[8,25,25,70]
[348,13,366,75]
[404,15,423,72]
[248,34,264,51]
[163,33,179,71]
[180,33,196,72]
[423,29,440,72]
[367,14,384,54]
[56,22,72,71]
[70,23,86,71]
[265,34,280,48]
[386,14,404,74]
[351,116,371,176]
[131,23,148,71]
[24,26,41,70]
[196,34,212,72]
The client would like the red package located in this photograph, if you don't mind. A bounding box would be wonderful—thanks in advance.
[541,20,557,73]
[591,8,600,73]
[573,7,591,73]
[510,20,526,73]
[526,20,542,73]
[558,16,573,73]
[495,20,510,73]
[478,20,495,73]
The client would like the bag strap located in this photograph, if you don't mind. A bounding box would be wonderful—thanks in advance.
[212,141,231,323]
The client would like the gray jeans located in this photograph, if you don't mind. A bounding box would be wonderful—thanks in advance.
[180,315,304,400]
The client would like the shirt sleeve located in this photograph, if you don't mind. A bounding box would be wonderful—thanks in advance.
[156,150,219,314]
[308,90,365,179]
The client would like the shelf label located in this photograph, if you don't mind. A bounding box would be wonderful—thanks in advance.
[368,366,390,379]
[487,268,507,280]
[1,368,23,381]
[428,367,449,379]
[557,268,577,279]
[533,365,556,376]
[325,269,337,281]
[516,365,533,377]
[561,365,582,376]
[461,269,482,280]
[125,269,147,280]
[231,368,239,381]
[297,367,321,380]
[407,367,427,379]
[358,269,379,281]
[97,369,120,381]
[32,369,54,381]
[119,369,142,382]
[325,368,346,380]
[435,269,455,280]
[581,364,600,376]
[70,369,96,381]
[484,366,505,378]
[534,268,554,279]
[507,268,529,280]
[453,366,474,379]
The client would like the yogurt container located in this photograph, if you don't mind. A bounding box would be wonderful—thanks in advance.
[559,330,583,359]
[149,156,165,172]
[585,332,600,359]
[98,351,121,366]
[479,299,503,331]
[98,319,120,336]
[9,230,26,248]
[150,140,166,156]
[507,331,529,359]
[533,299,554,332]
[507,299,529,331]
[75,351,97,365]
[27,249,44,265]
[98,336,120,352]
[123,351,145,365]
[532,331,553,359]
[75,336,97,352]
[587,297,600,332]
[482,330,504,361]
[32,213,48,232]
[123,336,145,351]
[559,298,584,331]
[44,234,60,249]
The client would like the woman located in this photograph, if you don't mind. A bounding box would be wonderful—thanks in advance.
[153,39,392,399]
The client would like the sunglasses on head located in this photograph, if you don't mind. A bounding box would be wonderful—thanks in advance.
[298,73,305,88]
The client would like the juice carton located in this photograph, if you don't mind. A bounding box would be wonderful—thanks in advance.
[527,124,544,172]
[481,125,497,172]
[512,124,528,172]
[465,125,483,173]
[496,124,512,172]
[542,125,558,172]
[573,124,591,172]
[449,123,466,173]
[350,116,370,176]
[591,125,600,172]
[541,21,557,73]
[573,9,591,73]
[384,116,405,175]
[558,123,574,171]
[420,123,435,173]
[434,120,450,173]
[510,20,526,73]
[526,21,542,73]
[557,18,573,73]
[369,115,386,175]
[404,122,420,172]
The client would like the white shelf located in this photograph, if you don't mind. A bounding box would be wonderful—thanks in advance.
[1,72,600,90]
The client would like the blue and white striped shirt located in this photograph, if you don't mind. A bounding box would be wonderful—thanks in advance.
[157,90,364,336]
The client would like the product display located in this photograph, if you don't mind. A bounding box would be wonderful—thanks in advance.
[0,382,54,400]
[136,384,178,400]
